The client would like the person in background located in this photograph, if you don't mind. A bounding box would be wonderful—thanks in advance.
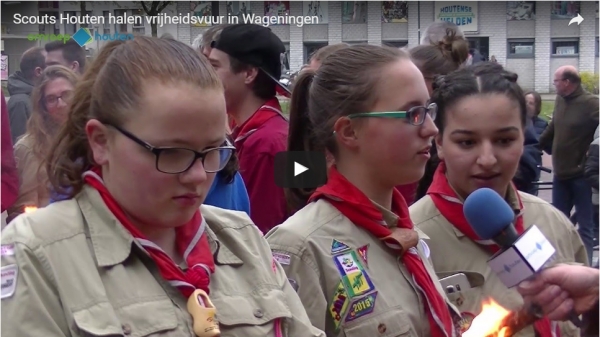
[584,125,599,248]
[305,43,350,71]
[539,65,599,264]
[267,45,461,337]
[410,63,588,337]
[6,65,78,223]
[409,25,470,204]
[193,25,250,216]
[525,90,548,138]
[209,24,289,233]
[1,36,325,337]
[7,47,46,143]
[517,264,599,336]
[1,91,18,223]
[44,39,86,75]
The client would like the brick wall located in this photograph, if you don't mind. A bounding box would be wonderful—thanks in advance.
[534,1,551,93]
[579,1,597,73]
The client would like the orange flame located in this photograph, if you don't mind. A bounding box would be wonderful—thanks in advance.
[463,299,511,337]
[24,206,38,213]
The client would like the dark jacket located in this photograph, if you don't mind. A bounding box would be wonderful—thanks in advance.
[585,126,599,206]
[514,124,542,195]
[6,71,34,144]
[1,92,18,212]
[539,86,599,180]
[531,116,548,139]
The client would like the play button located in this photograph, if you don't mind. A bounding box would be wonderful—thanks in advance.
[274,151,328,189]
[294,162,309,176]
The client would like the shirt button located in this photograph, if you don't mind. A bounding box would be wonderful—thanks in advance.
[378,323,387,334]
[253,309,264,318]
[122,324,132,335]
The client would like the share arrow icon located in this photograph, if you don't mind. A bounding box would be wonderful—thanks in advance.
[568,14,584,26]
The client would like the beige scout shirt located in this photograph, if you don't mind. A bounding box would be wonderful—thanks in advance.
[410,191,588,337]
[1,185,325,337]
[266,199,461,337]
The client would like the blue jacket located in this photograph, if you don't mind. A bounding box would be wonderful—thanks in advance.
[204,171,251,216]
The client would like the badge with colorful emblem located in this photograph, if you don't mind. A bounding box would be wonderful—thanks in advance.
[356,244,369,268]
[332,251,375,298]
[329,281,350,331]
[345,291,378,322]
[331,239,351,255]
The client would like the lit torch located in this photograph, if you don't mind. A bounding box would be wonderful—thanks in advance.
[24,206,38,213]
[463,299,540,337]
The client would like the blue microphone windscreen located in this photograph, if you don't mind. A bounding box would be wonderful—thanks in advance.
[463,188,516,240]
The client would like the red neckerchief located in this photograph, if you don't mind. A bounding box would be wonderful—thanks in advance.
[232,98,284,144]
[309,166,454,337]
[427,161,559,337]
[83,167,215,298]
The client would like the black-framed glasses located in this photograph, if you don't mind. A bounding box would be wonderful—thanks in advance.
[44,90,74,107]
[347,102,438,126]
[109,125,235,174]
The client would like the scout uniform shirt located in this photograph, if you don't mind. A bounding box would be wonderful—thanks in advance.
[266,199,461,337]
[1,185,325,337]
[410,191,588,337]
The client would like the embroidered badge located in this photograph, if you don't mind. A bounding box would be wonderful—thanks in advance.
[1,244,14,256]
[329,281,350,331]
[345,291,378,322]
[457,312,476,334]
[356,244,369,268]
[1,264,18,299]
[272,252,291,265]
[333,251,375,298]
[331,239,351,254]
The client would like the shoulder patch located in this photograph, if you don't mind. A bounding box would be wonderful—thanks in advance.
[272,252,291,265]
[329,281,350,332]
[1,264,18,299]
[331,239,351,254]
[345,291,378,322]
[333,251,375,298]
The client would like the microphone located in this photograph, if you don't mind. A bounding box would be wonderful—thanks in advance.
[463,188,582,327]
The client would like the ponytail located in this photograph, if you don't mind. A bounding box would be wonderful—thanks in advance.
[46,40,126,198]
[285,69,318,213]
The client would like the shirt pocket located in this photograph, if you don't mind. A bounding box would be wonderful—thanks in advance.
[343,308,415,337]
[211,288,292,337]
[72,298,179,337]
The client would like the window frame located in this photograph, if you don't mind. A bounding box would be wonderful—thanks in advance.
[507,38,535,59]
[550,38,580,57]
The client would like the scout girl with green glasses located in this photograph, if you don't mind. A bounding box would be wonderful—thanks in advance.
[267,45,461,337]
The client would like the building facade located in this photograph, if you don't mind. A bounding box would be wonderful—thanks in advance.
[2,1,598,94]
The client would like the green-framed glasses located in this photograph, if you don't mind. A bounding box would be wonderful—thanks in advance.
[347,102,438,126]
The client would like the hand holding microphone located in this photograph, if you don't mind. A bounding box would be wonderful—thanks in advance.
[463,188,583,328]
[517,264,599,321]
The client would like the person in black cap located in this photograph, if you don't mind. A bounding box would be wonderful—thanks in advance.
[208,24,290,234]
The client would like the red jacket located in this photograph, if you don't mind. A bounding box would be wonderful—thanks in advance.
[1,92,19,212]
[232,98,289,234]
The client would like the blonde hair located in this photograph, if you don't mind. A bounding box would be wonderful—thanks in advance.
[47,36,223,198]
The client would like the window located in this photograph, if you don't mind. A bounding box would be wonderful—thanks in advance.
[551,39,579,56]
[114,9,128,33]
[304,42,328,64]
[79,11,92,29]
[507,39,535,58]
[63,11,77,35]
[383,40,408,48]
[103,11,110,34]
[132,9,145,35]
[282,43,290,72]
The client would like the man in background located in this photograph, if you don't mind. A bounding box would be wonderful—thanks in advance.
[539,65,600,264]
[209,24,289,233]
[7,47,46,143]
[44,39,86,75]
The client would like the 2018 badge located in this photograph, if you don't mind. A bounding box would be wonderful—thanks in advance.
[457,312,475,334]
[356,244,369,268]
[329,281,350,331]
[345,291,378,322]
[331,239,351,255]
[333,251,375,298]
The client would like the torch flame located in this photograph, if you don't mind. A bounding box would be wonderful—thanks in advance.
[24,206,38,213]
[463,299,511,337]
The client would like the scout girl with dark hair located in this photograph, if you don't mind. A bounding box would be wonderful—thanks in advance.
[1,36,324,337]
[410,63,588,337]
[267,44,461,337]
